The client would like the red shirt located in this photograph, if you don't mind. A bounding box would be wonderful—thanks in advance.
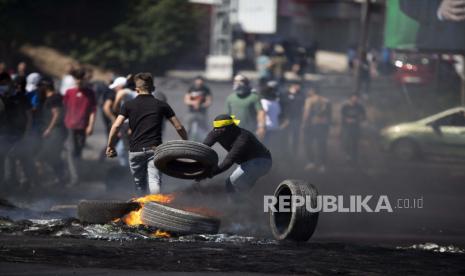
[63,87,96,130]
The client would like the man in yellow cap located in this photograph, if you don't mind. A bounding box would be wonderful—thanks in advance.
[201,114,272,194]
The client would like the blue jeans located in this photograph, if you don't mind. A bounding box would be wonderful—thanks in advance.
[128,149,161,195]
[227,158,272,192]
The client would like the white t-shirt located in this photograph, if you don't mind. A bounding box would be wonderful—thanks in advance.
[260,98,281,131]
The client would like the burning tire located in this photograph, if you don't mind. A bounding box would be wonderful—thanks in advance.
[78,200,140,224]
[153,140,218,179]
[141,201,220,235]
[269,179,319,242]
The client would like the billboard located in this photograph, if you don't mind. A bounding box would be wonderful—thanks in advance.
[237,0,277,34]
[385,0,465,52]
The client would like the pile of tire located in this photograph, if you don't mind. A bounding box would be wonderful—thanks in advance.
[77,200,221,235]
[77,200,140,224]
[140,201,220,235]
[153,140,218,179]
[269,179,319,242]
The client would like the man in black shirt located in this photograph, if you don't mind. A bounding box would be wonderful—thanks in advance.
[340,93,366,163]
[184,76,212,141]
[202,114,272,194]
[280,82,305,156]
[106,72,187,195]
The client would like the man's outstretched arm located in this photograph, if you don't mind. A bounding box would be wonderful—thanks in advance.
[106,115,126,157]
[168,116,188,140]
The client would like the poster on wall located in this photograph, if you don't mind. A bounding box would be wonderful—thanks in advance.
[384,0,465,52]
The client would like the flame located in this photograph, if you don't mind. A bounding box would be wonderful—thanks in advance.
[122,194,175,226]
[152,229,171,238]
[132,193,174,204]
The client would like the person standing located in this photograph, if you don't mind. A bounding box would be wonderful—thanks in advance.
[280,82,305,156]
[63,68,97,160]
[256,47,272,88]
[301,87,332,173]
[259,83,281,152]
[224,74,266,139]
[201,114,272,194]
[106,72,187,195]
[183,76,212,141]
[341,93,366,163]
[36,78,67,183]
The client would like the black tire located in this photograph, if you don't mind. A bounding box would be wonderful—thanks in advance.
[154,140,218,179]
[391,138,420,161]
[269,179,319,242]
[78,200,140,224]
[141,201,220,235]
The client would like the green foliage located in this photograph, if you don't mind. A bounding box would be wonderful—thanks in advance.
[76,0,199,73]
[0,0,200,73]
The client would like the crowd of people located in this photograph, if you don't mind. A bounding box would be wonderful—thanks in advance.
[0,59,367,195]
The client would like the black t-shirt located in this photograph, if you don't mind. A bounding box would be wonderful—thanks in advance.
[203,126,271,175]
[186,85,211,113]
[341,102,366,127]
[103,89,116,103]
[280,91,305,122]
[42,93,65,131]
[0,93,32,137]
[120,94,175,151]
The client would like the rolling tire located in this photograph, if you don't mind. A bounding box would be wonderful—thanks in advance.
[270,179,319,242]
[154,140,218,179]
[391,138,420,161]
[77,200,140,224]
[141,201,220,235]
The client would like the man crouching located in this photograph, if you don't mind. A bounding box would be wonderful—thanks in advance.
[201,114,272,194]
[106,72,187,195]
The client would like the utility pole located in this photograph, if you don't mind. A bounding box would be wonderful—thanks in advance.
[206,0,236,81]
[355,0,372,92]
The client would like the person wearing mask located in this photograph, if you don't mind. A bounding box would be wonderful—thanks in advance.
[184,76,212,141]
[224,74,266,139]
[36,78,67,184]
[259,81,281,152]
[301,87,332,173]
[280,82,306,156]
[106,72,187,195]
[341,93,366,163]
[201,114,272,195]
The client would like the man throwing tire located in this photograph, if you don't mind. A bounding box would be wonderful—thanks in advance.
[202,114,272,194]
[106,72,187,195]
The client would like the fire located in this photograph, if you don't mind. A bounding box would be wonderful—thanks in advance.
[122,193,175,226]
[152,229,171,238]
[132,193,174,204]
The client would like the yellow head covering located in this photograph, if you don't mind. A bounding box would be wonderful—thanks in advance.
[213,115,240,128]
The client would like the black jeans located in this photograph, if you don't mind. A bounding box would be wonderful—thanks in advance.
[305,124,329,166]
[342,125,361,162]
[70,129,86,159]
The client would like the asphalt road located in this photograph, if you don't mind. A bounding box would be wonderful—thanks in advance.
[1,76,464,274]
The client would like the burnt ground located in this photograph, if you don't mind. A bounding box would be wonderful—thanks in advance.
[1,77,465,274]
[0,235,465,275]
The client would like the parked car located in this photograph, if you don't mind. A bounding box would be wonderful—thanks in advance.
[392,54,434,85]
[380,107,465,160]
